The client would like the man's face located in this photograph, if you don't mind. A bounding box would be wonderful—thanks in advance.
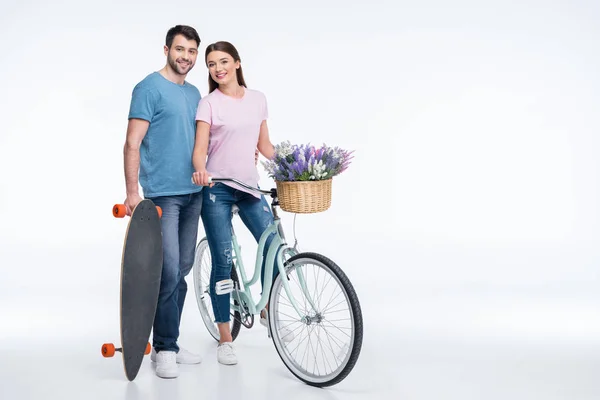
[164,34,198,76]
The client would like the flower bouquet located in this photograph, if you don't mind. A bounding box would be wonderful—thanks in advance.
[262,141,354,213]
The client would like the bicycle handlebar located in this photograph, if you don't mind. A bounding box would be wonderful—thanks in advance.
[192,176,273,196]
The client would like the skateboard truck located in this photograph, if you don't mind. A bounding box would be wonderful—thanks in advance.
[113,203,163,218]
[102,342,151,358]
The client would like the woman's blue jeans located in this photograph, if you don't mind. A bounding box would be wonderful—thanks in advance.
[201,183,278,323]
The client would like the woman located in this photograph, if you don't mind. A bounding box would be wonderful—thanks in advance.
[191,41,290,365]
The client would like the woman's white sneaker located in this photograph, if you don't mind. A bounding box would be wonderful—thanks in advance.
[217,342,238,365]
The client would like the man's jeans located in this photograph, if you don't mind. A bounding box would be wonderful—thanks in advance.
[200,183,278,323]
[146,191,203,352]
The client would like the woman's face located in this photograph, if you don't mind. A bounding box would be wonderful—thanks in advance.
[206,50,240,86]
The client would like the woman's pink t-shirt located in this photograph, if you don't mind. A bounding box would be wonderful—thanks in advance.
[195,87,268,198]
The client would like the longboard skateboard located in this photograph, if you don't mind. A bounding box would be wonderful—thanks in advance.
[101,199,163,381]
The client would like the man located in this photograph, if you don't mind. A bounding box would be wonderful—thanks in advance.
[123,25,203,379]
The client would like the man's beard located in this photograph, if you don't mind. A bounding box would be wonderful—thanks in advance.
[168,55,193,75]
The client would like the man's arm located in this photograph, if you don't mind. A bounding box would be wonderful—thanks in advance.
[123,118,150,214]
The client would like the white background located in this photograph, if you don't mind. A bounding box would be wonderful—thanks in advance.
[0,0,599,399]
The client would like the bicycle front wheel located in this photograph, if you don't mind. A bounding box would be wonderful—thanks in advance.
[268,252,363,387]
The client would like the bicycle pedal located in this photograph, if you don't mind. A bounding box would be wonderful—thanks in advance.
[215,279,234,295]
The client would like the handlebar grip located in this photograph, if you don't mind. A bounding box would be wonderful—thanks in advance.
[191,176,213,185]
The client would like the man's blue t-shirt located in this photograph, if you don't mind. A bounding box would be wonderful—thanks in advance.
[128,72,202,198]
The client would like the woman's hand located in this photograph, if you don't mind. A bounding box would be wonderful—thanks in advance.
[192,169,212,186]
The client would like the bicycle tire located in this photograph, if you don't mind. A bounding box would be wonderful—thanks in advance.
[268,252,363,387]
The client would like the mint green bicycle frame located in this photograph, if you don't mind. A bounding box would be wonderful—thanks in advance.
[209,178,318,320]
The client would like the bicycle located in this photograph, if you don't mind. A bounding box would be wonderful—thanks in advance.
[191,177,363,387]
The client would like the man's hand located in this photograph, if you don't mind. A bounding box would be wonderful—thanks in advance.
[124,193,143,216]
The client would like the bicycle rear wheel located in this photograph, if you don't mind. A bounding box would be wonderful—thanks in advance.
[192,238,241,342]
[268,252,363,387]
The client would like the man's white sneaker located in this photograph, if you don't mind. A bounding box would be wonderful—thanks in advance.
[151,347,202,364]
[260,314,295,342]
[155,350,178,379]
[217,342,237,365]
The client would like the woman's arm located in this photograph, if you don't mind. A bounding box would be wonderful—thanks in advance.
[192,120,211,186]
[257,120,275,160]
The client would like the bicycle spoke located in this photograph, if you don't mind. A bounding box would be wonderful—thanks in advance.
[320,322,352,338]
[300,324,317,371]
[276,309,303,322]
[307,326,319,376]
[312,265,320,311]
[322,308,350,315]
[321,287,344,315]
[320,323,346,352]
[314,324,334,375]
[317,271,335,311]
[291,324,308,362]
[318,327,335,374]
[286,322,315,357]
[320,325,343,370]
[323,297,350,315]
[323,317,351,322]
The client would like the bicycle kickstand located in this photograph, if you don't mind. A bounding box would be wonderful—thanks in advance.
[263,308,272,339]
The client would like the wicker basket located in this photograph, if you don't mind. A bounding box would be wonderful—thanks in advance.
[275,179,332,214]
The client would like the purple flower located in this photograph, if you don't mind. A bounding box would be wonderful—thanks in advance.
[262,141,353,181]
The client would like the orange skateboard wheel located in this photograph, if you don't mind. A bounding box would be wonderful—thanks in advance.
[156,206,162,219]
[102,343,116,357]
[145,342,152,355]
[113,204,127,218]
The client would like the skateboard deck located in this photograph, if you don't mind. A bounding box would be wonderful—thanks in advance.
[102,199,163,381]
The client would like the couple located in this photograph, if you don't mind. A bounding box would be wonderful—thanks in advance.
[123,25,281,379]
